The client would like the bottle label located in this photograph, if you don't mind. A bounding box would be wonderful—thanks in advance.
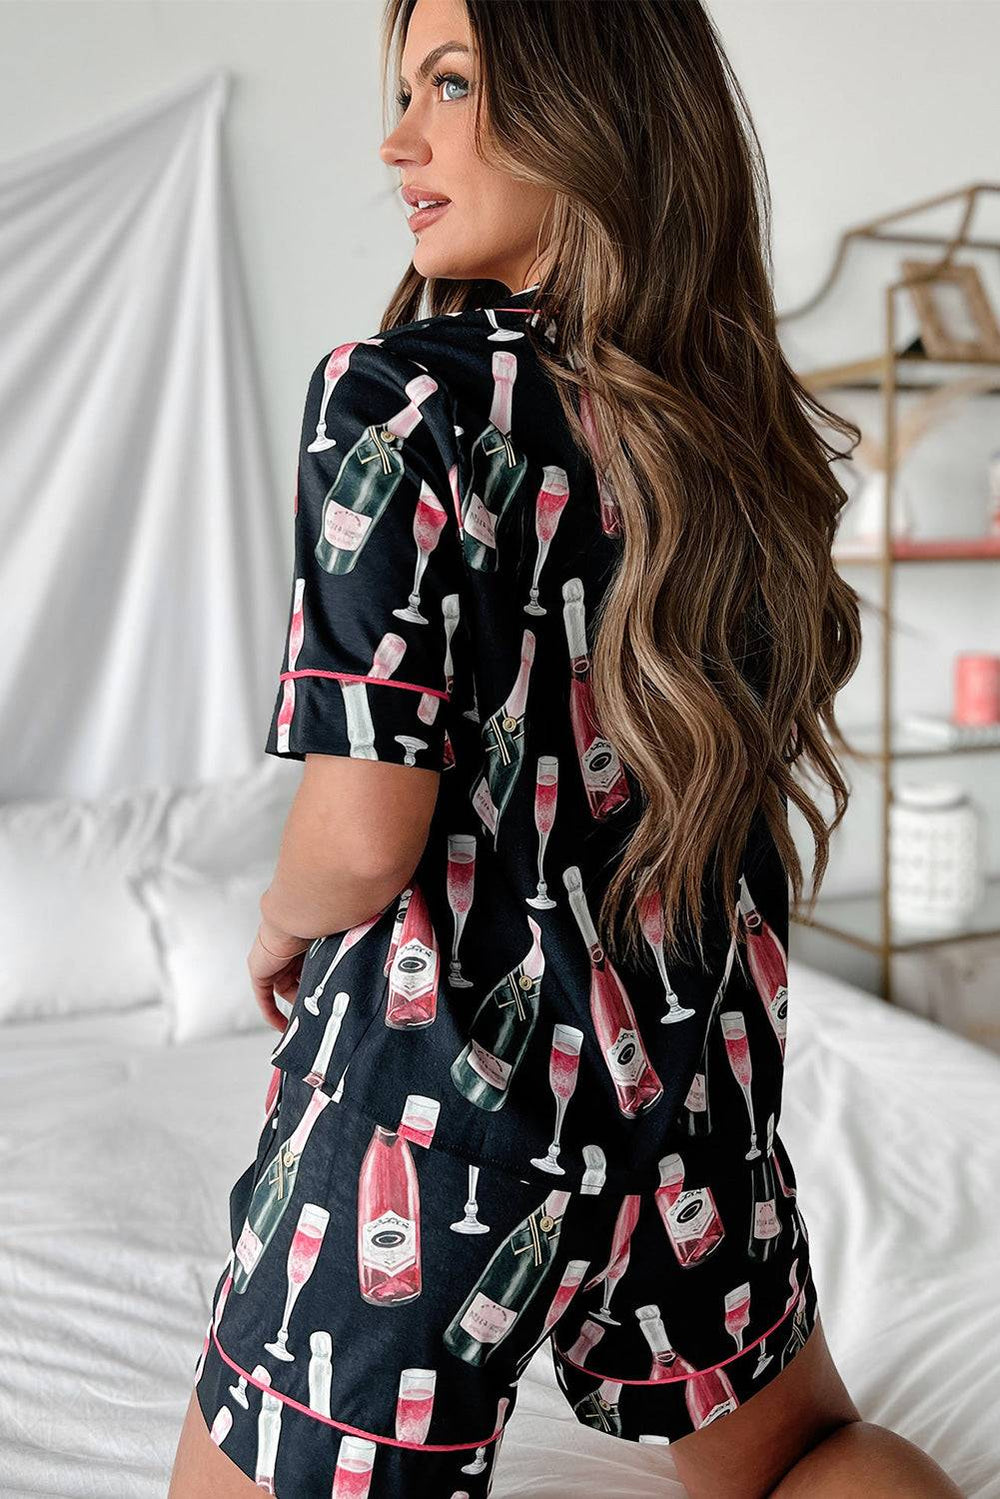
[606,1027,645,1085]
[665,1187,714,1241]
[684,1072,707,1112]
[581,735,622,792]
[459,1289,517,1345]
[754,1197,780,1239]
[323,497,373,551]
[390,938,436,999]
[361,1210,417,1273]
[471,776,498,834]
[234,1218,263,1275]
[464,492,497,550]
[466,1039,513,1092]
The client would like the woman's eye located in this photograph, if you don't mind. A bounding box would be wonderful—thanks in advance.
[431,71,470,102]
[394,71,470,116]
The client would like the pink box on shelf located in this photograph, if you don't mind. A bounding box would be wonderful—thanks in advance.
[954,654,1000,725]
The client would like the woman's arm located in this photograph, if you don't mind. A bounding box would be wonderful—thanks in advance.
[259,755,440,943]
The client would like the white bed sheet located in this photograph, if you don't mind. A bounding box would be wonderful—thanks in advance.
[1,960,997,1498]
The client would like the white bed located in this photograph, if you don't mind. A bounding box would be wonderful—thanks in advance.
[1,953,997,1498]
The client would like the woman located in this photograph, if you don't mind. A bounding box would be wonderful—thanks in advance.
[170,2,965,1496]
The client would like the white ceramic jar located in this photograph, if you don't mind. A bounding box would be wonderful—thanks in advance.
[890,782,985,931]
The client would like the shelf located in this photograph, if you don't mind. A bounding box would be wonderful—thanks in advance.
[836,722,1000,759]
[791,877,1000,954]
[801,346,1000,394]
[834,536,1000,563]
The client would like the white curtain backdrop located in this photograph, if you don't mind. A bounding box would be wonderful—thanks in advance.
[0,70,286,800]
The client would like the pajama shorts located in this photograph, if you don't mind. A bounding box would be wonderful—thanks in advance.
[191,1060,821,1496]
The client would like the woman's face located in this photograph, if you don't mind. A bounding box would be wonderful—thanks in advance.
[380,0,555,293]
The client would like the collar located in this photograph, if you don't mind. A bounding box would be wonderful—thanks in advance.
[475,280,540,311]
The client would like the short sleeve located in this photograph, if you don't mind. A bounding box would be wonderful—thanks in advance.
[264,338,464,771]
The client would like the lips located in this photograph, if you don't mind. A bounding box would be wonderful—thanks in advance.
[402,185,452,211]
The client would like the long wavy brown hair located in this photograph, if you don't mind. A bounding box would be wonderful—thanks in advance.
[378,0,865,971]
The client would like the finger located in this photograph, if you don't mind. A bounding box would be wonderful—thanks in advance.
[252,981,287,1032]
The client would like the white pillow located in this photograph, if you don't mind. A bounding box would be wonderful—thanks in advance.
[131,859,278,1043]
[0,783,174,1021]
[163,754,299,877]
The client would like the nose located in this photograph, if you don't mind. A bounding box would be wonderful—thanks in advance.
[379,122,431,170]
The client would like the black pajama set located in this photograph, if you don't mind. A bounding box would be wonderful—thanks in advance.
[192,282,820,1497]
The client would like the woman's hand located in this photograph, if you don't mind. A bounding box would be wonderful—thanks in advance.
[248,918,311,1032]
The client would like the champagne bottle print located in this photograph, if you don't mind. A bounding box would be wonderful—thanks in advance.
[276,577,305,753]
[462,350,528,570]
[314,370,439,574]
[232,1086,333,1293]
[748,1112,781,1260]
[679,919,738,1137]
[563,865,663,1116]
[654,1150,726,1267]
[573,1378,623,1435]
[357,1122,421,1305]
[738,874,789,1059]
[562,577,631,819]
[450,915,544,1109]
[384,884,440,1028]
[470,629,535,839]
[443,1189,570,1364]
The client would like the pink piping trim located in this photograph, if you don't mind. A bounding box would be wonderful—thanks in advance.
[209,1324,503,1451]
[552,1292,802,1386]
[280,668,449,702]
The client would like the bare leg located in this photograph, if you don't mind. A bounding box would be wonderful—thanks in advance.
[667,1315,962,1499]
[769,1421,965,1499]
[168,1388,262,1499]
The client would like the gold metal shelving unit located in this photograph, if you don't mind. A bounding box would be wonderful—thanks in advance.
[778,183,1000,1005]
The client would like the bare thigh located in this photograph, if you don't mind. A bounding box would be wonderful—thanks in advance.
[169,1388,263,1499]
[665,1313,861,1499]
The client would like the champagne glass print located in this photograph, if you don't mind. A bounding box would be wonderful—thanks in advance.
[450,1163,490,1234]
[307,345,354,451]
[446,834,476,987]
[530,1024,583,1173]
[720,1010,759,1159]
[484,307,523,343]
[526,757,559,909]
[637,888,696,1024]
[724,1281,751,1353]
[524,467,570,615]
[395,1367,437,1443]
[394,484,448,624]
[264,1202,330,1359]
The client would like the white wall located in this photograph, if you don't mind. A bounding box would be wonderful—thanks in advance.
[2,0,998,990]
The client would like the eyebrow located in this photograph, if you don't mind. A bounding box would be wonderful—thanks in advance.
[399,41,471,88]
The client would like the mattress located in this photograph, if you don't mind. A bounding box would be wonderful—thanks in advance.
[1,959,996,1497]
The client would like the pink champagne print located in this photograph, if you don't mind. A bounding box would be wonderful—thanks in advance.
[637,887,697,1023]
[738,874,789,1059]
[303,911,383,1014]
[255,1389,282,1490]
[524,466,570,615]
[724,1280,751,1352]
[395,1367,437,1443]
[530,1023,584,1174]
[446,833,476,987]
[526,755,559,910]
[393,482,449,625]
[397,1093,441,1149]
[515,1257,592,1377]
[385,884,440,1028]
[654,1151,726,1267]
[357,1124,421,1305]
[275,577,305,753]
[720,1009,760,1158]
[563,865,663,1116]
[561,577,630,818]
[578,385,621,536]
[331,1434,377,1498]
[582,1193,641,1324]
[264,1201,330,1360]
[307,342,356,451]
